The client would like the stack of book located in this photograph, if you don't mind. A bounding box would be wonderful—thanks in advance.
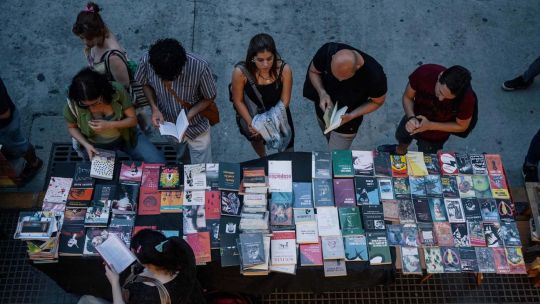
[14,211,63,263]
[239,167,269,232]
[237,232,271,275]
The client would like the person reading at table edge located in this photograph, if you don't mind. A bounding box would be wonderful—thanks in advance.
[78,229,205,304]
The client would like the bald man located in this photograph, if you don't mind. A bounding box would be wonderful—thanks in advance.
[303,42,387,150]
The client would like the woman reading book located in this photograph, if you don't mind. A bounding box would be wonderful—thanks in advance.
[230,33,295,157]
[65,68,164,163]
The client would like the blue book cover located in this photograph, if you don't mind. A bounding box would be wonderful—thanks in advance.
[293,182,313,208]
[344,235,368,261]
[313,178,334,207]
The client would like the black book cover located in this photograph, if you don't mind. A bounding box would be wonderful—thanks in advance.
[219,216,241,267]
[72,162,94,188]
[112,183,139,214]
[455,152,473,175]
[413,198,432,223]
[92,184,116,207]
[441,176,459,198]
[459,247,479,272]
[59,224,86,255]
[373,151,392,177]
[354,176,379,205]
[424,153,441,175]
[462,198,482,221]
[392,177,410,200]
[361,205,385,230]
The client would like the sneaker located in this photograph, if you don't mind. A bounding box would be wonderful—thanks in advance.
[502,76,533,91]
[377,144,407,156]
[522,163,539,183]
[17,158,43,186]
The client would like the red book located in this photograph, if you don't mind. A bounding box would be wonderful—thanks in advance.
[484,154,504,176]
[299,242,323,266]
[141,163,163,189]
[138,187,161,215]
[390,155,408,177]
[433,222,453,246]
[493,247,511,274]
[185,231,211,265]
[119,161,144,184]
[205,191,221,220]
[489,175,510,199]
[333,178,356,207]
[68,188,94,201]
[438,152,458,175]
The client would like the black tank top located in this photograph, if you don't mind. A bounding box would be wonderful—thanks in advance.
[244,62,285,109]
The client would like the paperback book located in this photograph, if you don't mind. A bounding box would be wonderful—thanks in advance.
[59,225,86,256]
[424,246,444,273]
[409,176,427,198]
[333,178,356,207]
[343,235,368,262]
[268,160,292,193]
[382,199,399,221]
[141,163,162,189]
[373,151,392,177]
[184,164,207,191]
[489,175,510,199]
[112,183,139,214]
[312,151,332,179]
[428,197,448,222]
[269,192,293,226]
[423,153,441,175]
[43,177,73,204]
[475,247,496,273]
[292,182,313,208]
[434,222,454,247]
[401,246,422,274]
[444,198,466,223]
[418,222,436,246]
[484,222,503,247]
[183,205,206,234]
[392,177,410,200]
[469,153,488,175]
[323,259,347,277]
[479,198,500,222]
[205,163,220,189]
[332,150,354,178]
[406,151,428,176]
[138,188,161,215]
[312,178,334,207]
[119,161,143,184]
[299,242,323,266]
[500,221,522,247]
[366,231,391,265]
[441,246,461,272]
[441,176,459,198]
[321,235,346,260]
[451,222,470,247]
[462,198,482,221]
[455,152,473,175]
[338,207,363,235]
[361,205,385,230]
[221,191,243,216]
[438,152,458,175]
[378,177,394,200]
[351,150,374,176]
[270,231,297,265]
[468,220,486,247]
[390,154,408,177]
[72,162,93,188]
[354,176,379,205]
[472,175,491,198]
[398,200,416,224]
[459,247,479,272]
[218,162,241,191]
[90,148,115,180]
[425,175,443,197]
[242,167,266,187]
[457,175,475,198]
[497,199,515,222]
[316,207,341,237]
[160,191,183,213]
[485,154,504,176]
[413,198,432,223]
[183,190,205,206]
[505,247,527,274]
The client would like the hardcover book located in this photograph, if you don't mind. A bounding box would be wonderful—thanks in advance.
[382,199,399,221]
[351,150,374,176]
[462,198,482,221]
[141,163,162,189]
[366,231,392,265]
[424,153,441,175]
[242,167,266,187]
[268,160,292,193]
[338,207,363,235]
[459,247,479,272]
[493,247,511,274]
[390,154,408,177]
[505,247,527,274]
[428,197,448,222]
[323,259,347,277]
[184,164,207,191]
[119,161,143,184]
[221,190,242,216]
[205,163,220,189]
[455,152,473,175]
[406,151,428,176]
[373,151,392,177]
[409,176,427,198]
[299,242,323,266]
[484,222,503,247]
[59,224,86,256]
[489,174,510,199]
[413,198,432,223]
[500,221,522,247]
[218,162,241,191]
[204,191,221,219]
[467,220,486,247]
[332,150,354,178]
[292,182,313,208]
[90,148,115,180]
[475,247,496,273]
[440,246,461,272]
[392,177,411,200]
[485,154,504,176]
[438,151,458,175]
[270,231,297,265]
[344,235,368,261]
[444,198,466,223]
[434,222,454,247]
[472,175,491,198]
[160,191,183,213]
[312,178,334,207]
[43,176,73,204]
[321,235,346,260]
[361,205,385,230]
[183,190,205,206]
[112,183,139,214]
[333,178,356,207]
[479,198,500,222]
[423,246,444,273]
[378,177,394,200]
[469,153,488,175]
[451,222,470,247]
[425,175,443,197]
[497,199,515,222]
[398,200,417,224]
[418,222,436,246]
[457,175,475,198]
[354,176,379,205]
[316,207,341,237]
[401,246,422,274]
[72,162,93,188]
[312,151,332,179]
[441,176,459,198]
[270,192,293,226]
[138,187,161,215]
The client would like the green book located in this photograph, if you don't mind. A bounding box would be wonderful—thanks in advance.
[218,162,241,191]
[366,231,392,265]
[338,207,363,235]
[332,150,354,178]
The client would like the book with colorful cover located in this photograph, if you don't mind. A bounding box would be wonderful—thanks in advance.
[440,246,461,272]
[497,199,515,222]
[485,154,504,176]
[293,208,316,224]
[378,177,394,200]
[469,153,488,175]
[444,198,466,223]
[434,222,454,247]
[418,222,436,246]
[268,160,292,193]
[459,247,479,272]
[112,183,139,214]
[390,154,408,177]
[373,151,392,177]
[413,198,432,223]
[83,227,110,256]
[138,188,161,215]
[119,161,143,184]
[402,224,419,247]
[424,153,441,175]
[455,152,473,175]
[401,246,422,274]
[484,222,503,247]
[312,178,334,207]
[43,176,73,204]
[428,197,448,222]
[472,175,491,198]
[204,191,221,219]
[489,175,510,199]
[351,150,374,176]
[90,148,115,180]
[392,177,411,200]
[299,242,323,266]
[493,247,511,274]
[468,220,486,247]
[398,200,416,224]
[382,199,399,221]
[221,190,242,216]
[438,152,458,175]
[185,231,212,265]
[242,167,266,187]
[64,207,87,226]
[312,151,332,179]
[333,178,356,207]
[500,221,522,247]
[85,200,111,227]
[338,207,363,235]
[184,164,206,191]
[409,176,427,198]
[332,150,354,178]
[457,175,475,198]
[462,198,482,221]
[505,247,527,274]
[141,163,162,189]
[386,224,404,246]
[451,222,470,247]
[354,176,379,205]
[67,188,93,207]
[344,235,368,262]
[424,246,444,273]
[425,175,443,197]
[475,247,496,273]
[479,198,500,222]
[218,162,241,191]
[406,151,428,176]
[72,162,94,188]
[205,163,219,190]
[366,231,392,265]
[269,192,293,226]
[292,182,313,208]
[361,205,385,230]
[441,176,459,198]
[321,235,346,260]
[160,191,183,213]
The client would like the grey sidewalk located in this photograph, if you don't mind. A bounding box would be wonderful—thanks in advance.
[1,0,539,192]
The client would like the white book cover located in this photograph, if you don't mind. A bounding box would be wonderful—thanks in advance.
[323,102,348,134]
[183,190,206,206]
[295,222,319,244]
[96,234,137,273]
[270,231,297,265]
[90,149,116,180]
[243,194,267,206]
[43,177,73,204]
[184,164,207,190]
[269,264,296,274]
[321,235,345,259]
[159,109,188,142]
[268,161,292,193]
[316,207,341,237]
[323,259,347,277]
[351,150,374,176]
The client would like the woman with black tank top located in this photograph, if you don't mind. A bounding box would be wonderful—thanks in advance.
[231,33,295,157]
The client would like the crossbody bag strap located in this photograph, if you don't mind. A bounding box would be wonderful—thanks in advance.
[163,81,192,109]
[102,49,133,81]
[134,275,172,304]
[235,62,266,111]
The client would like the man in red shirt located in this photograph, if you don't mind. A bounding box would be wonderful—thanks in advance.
[379,64,475,155]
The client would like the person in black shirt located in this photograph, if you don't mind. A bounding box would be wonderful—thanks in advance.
[303,42,387,150]
[0,77,42,185]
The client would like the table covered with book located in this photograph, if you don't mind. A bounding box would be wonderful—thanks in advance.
[23,151,398,299]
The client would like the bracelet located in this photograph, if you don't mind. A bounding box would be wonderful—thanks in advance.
[407,116,416,121]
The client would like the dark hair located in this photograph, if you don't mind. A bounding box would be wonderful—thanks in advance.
[148,39,187,81]
[72,2,108,40]
[439,65,471,98]
[130,229,196,275]
[245,33,281,79]
[68,68,114,105]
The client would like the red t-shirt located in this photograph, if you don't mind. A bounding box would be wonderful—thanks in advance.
[409,64,475,142]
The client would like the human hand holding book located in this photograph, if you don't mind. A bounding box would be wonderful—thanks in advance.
[159,109,189,142]
[323,102,348,134]
[96,234,136,273]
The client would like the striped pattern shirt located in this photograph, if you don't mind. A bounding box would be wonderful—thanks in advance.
[134,52,217,140]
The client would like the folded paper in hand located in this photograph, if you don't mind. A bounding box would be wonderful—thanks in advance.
[323,102,348,134]
[159,109,188,141]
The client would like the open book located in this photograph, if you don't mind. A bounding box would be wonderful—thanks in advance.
[323,102,348,134]
[96,234,137,273]
[159,109,188,141]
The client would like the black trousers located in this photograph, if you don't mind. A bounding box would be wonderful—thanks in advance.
[395,115,447,154]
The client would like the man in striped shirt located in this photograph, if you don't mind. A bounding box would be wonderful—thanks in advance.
[135,38,217,164]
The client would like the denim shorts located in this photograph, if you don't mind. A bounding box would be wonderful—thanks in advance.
[0,108,30,159]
